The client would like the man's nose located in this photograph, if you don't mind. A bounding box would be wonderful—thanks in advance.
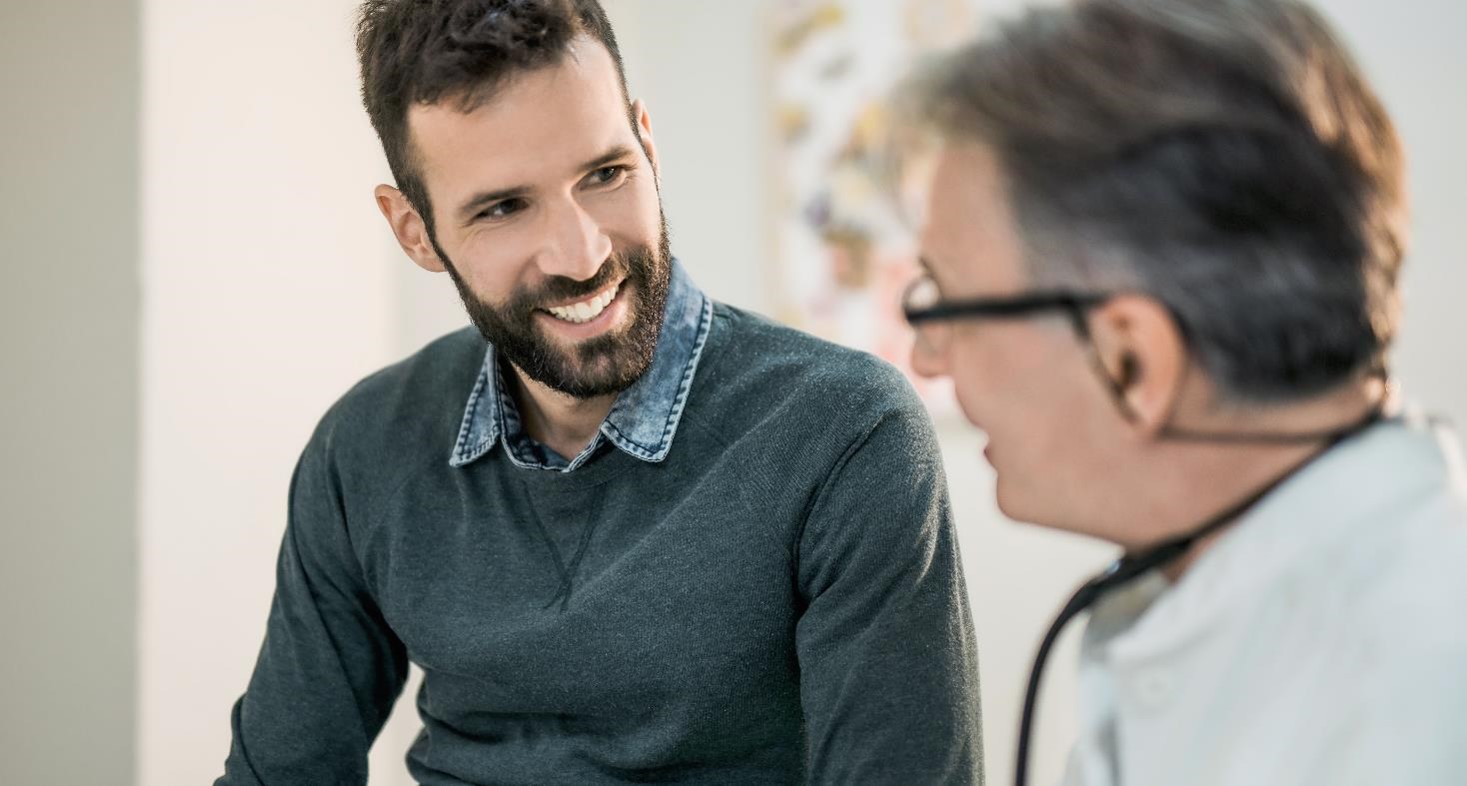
[537,198,612,282]
[910,331,950,379]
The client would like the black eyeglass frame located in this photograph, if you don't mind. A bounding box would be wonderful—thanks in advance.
[901,283,1115,335]
[901,282,1147,425]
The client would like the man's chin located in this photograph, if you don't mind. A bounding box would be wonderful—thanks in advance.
[533,316,632,355]
[516,346,652,400]
[539,372,644,401]
[992,474,1045,527]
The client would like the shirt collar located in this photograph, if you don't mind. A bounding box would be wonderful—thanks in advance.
[1084,407,1466,659]
[449,259,713,472]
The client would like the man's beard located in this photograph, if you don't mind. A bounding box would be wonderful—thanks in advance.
[432,215,673,400]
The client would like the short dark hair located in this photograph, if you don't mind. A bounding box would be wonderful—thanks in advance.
[356,0,632,232]
[908,0,1407,402]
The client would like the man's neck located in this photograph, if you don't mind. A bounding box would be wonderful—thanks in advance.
[1146,380,1386,582]
[508,366,618,462]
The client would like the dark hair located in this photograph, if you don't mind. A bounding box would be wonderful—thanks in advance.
[907,0,1407,402]
[356,0,632,233]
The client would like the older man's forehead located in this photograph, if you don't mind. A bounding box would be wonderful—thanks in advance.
[921,141,1032,293]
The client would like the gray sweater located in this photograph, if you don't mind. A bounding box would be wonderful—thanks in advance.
[218,304,983,785]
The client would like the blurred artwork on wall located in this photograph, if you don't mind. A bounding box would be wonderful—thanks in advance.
[771,0,981,415]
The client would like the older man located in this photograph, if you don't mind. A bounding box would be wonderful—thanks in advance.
[900,0,1467,784]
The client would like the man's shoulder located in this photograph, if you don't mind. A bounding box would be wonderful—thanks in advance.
[311,326,485,464]
[1270,483,1467,689]
[712,301,917,400]
[1311,501,1467,748]
[688,302,929,448]
[1354,491,1467,639]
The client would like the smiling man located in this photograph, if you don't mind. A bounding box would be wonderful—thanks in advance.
[214,2,982,785]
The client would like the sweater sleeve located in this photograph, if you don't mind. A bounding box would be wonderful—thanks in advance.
[794,398,985,785]
[216,422,410,786]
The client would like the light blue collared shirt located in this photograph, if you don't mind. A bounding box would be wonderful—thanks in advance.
[449,260,713,473]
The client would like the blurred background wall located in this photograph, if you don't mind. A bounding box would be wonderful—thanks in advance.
[2,1,1463,785]
[1,3,140,785]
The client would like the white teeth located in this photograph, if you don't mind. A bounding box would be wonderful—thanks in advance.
[546,283,620,324]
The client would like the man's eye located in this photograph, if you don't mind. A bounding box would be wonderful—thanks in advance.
[590,166,624,185]
[480,199,525,220]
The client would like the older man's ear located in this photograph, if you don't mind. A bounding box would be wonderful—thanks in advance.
[1087,294,1188,436]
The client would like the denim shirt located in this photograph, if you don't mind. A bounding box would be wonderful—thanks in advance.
[449,260,713,472]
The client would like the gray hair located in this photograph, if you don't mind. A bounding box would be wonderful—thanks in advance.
[906,0,1407,402]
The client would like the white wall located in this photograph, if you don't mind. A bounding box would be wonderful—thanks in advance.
[1,3,140,784]
[134,2,1467,786]
[137,1,404,783]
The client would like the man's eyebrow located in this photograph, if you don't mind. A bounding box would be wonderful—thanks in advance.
[458,184,531,223]
[579,144,638,174]
[455,145,640,223]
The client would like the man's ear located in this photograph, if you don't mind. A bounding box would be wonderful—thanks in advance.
[1086,294,1188,436]
[374,184,447,273]
[631,99,660,177]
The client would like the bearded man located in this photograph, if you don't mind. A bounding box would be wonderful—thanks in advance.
[214,2,983,784]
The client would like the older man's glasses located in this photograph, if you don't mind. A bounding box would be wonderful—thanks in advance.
[901,274,1113,356]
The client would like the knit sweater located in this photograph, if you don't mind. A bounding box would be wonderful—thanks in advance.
[218,303,984,785]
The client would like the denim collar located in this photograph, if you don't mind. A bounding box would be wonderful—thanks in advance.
[449,259,713,472]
